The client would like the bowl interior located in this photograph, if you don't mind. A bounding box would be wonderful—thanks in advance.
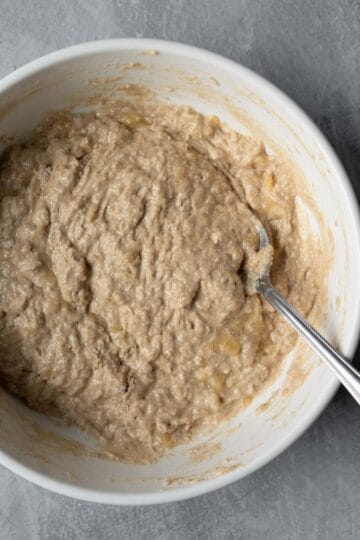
[0,41,359,504]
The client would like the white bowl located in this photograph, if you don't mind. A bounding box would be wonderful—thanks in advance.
[0,39,359,505]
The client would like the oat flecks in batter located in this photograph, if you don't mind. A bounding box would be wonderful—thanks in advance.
[0,101,322,463]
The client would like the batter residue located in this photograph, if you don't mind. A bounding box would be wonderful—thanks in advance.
[0,102,322,462]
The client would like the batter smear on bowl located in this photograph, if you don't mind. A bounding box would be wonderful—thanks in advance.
[0,101,323,463]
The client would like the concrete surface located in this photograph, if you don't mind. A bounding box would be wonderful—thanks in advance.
[1,0,360,538]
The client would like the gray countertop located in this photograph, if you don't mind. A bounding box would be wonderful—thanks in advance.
[1,1,360,538]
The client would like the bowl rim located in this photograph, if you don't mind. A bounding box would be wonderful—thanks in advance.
[0,37,359,505]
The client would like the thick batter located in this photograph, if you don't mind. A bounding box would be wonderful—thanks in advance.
[0,102,321,462]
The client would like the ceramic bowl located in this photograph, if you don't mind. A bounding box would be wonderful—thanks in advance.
[0,39,359,504]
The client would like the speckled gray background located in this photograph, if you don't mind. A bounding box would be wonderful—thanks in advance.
[1,1,360,538]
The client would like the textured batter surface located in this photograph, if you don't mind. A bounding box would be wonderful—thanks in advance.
[0,101,320,462]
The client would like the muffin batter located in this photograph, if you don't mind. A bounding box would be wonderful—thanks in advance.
[0,102,321,462]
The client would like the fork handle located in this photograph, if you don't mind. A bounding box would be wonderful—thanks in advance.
[258,276,360,405]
